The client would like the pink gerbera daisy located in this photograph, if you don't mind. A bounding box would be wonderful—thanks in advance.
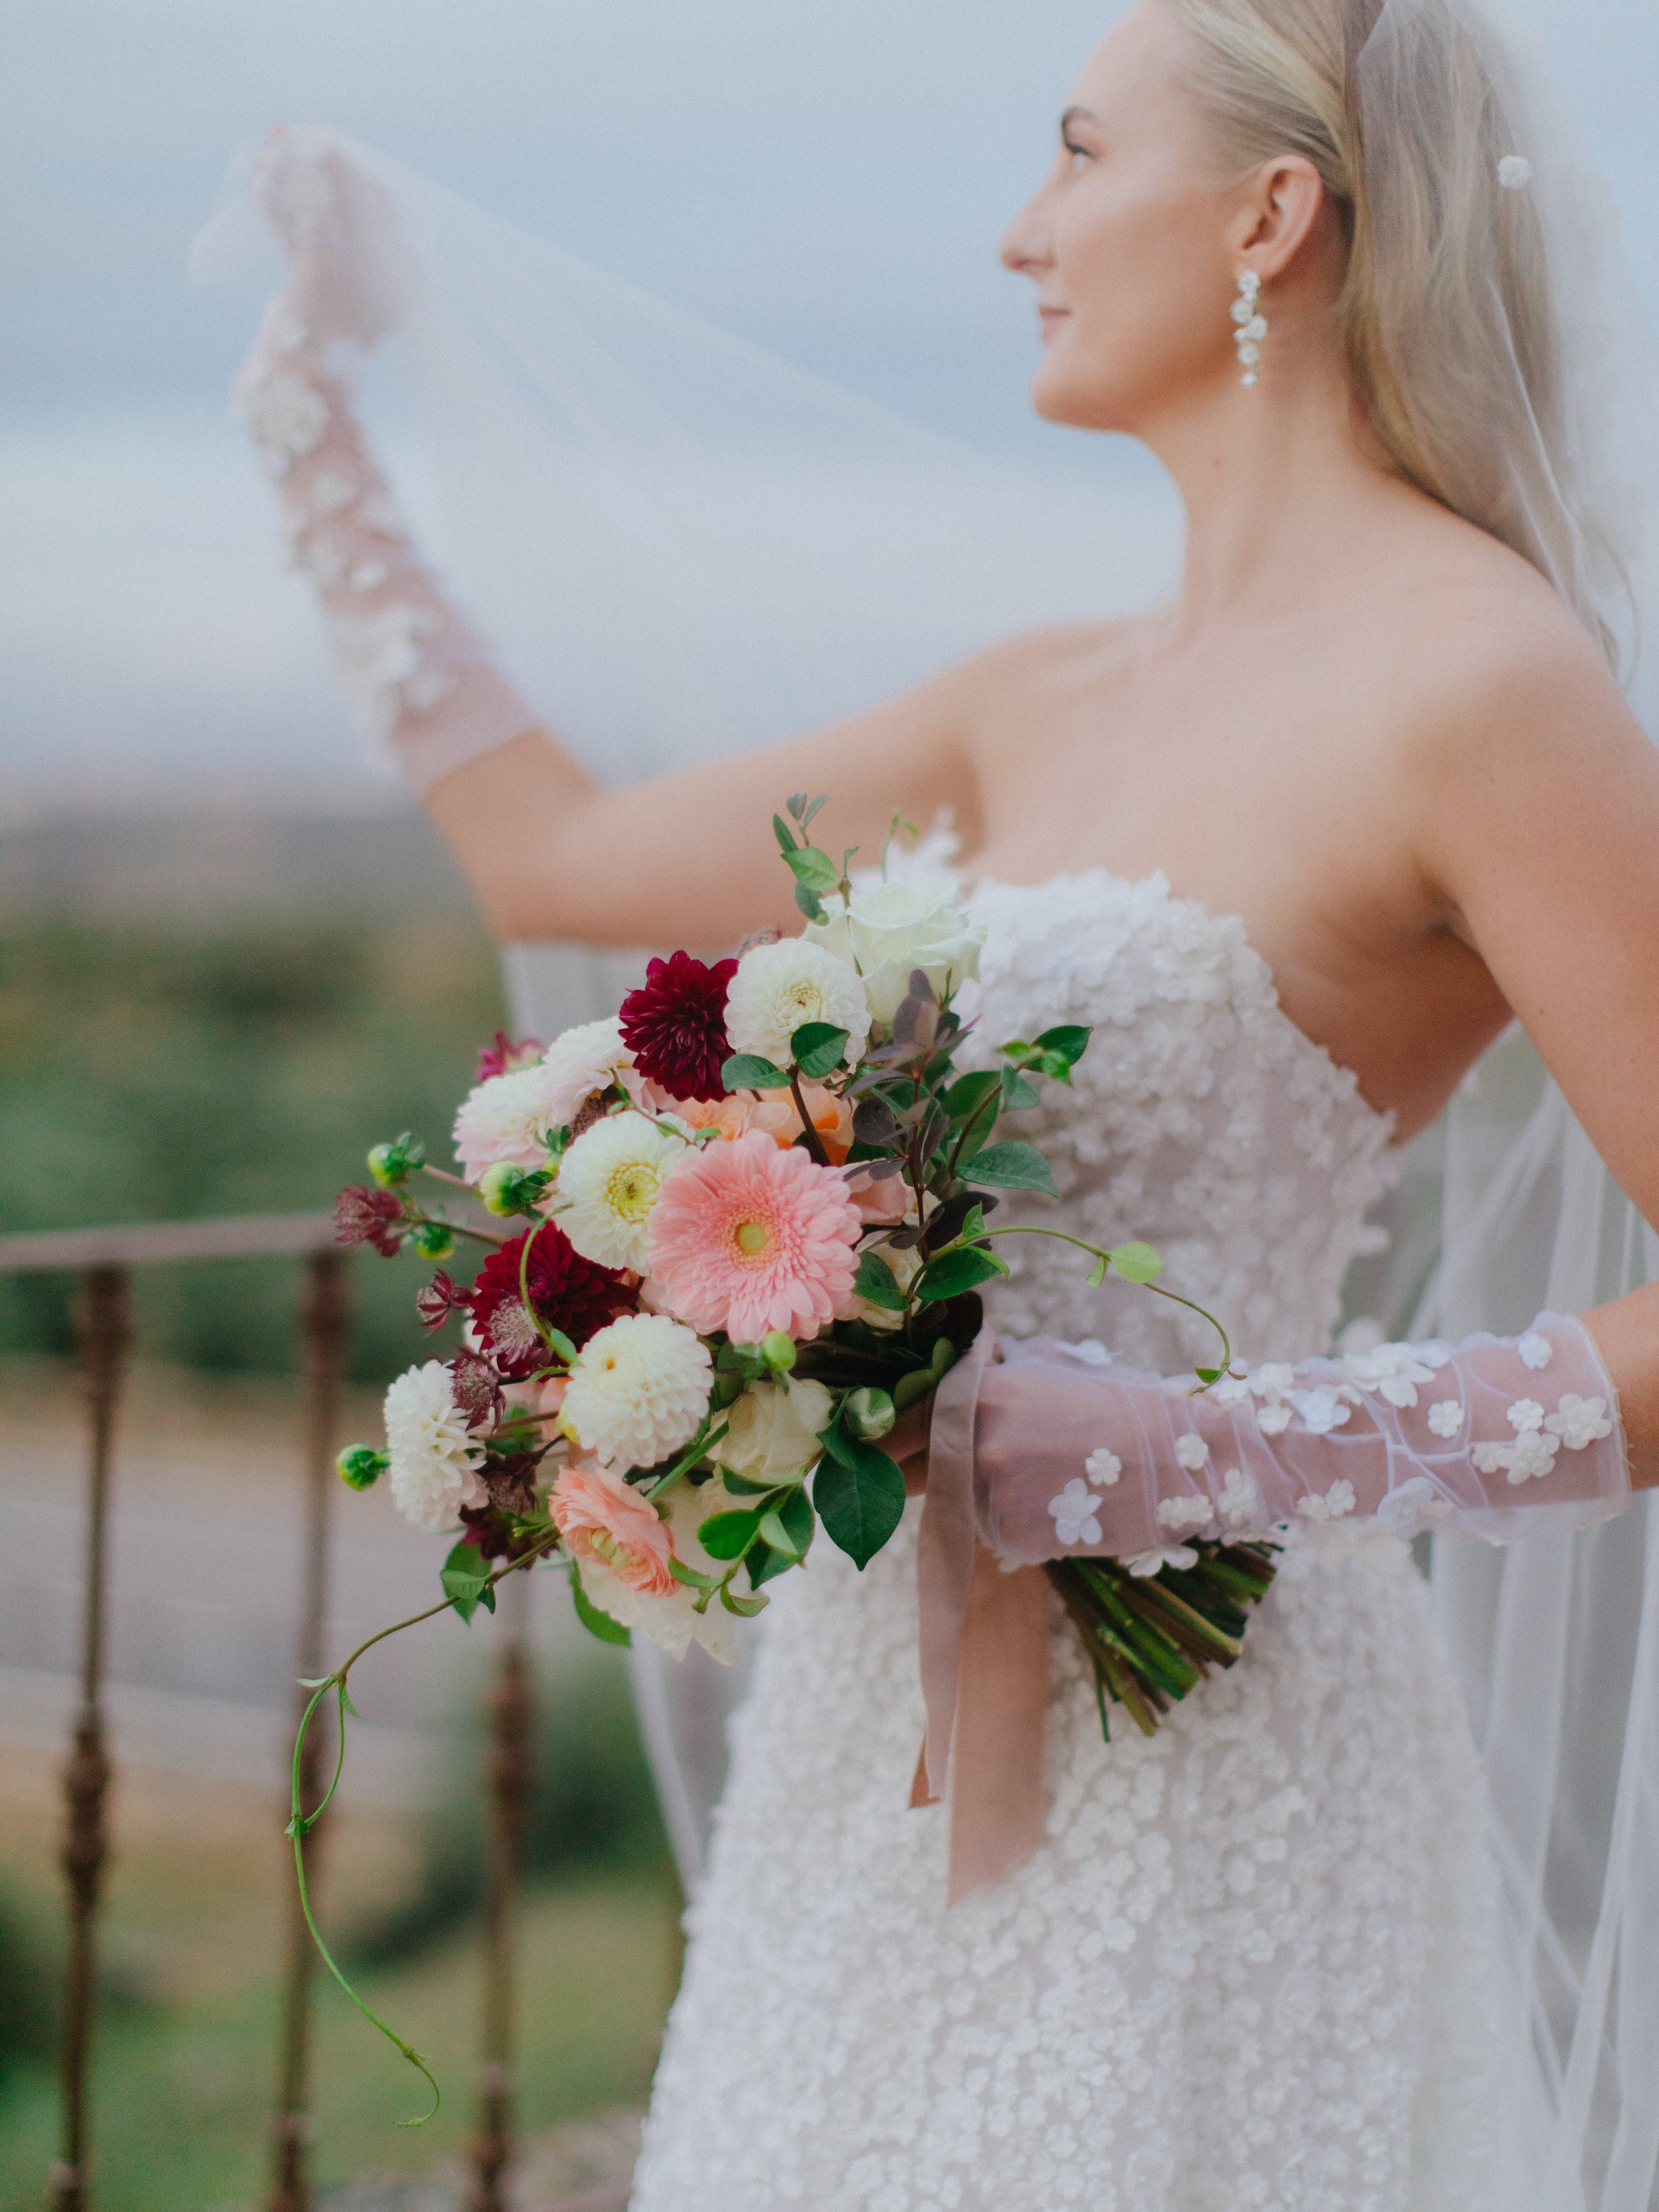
[648,1128,862,1344]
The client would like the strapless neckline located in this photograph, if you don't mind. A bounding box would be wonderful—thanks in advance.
[968,866,1398,1146]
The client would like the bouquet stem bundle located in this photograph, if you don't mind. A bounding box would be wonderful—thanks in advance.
[1047,1540,1279,1740]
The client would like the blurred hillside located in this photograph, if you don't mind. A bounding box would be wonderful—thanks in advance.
[0,805,505,1380]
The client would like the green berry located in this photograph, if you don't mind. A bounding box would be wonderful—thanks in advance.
[409,1220,456,1261]
[760,1330,798,1373]
[336,1445,388,1491]
[368,1133,426,1188]
[477,1162,549,1217]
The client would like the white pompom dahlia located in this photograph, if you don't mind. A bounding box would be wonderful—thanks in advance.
[724,938,869,1070]
[539,1016,634,1126]
[384,1361,488,1532]
[561,1313,713,1470]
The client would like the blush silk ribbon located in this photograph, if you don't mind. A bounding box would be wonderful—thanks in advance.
[912,1330,1052,1903]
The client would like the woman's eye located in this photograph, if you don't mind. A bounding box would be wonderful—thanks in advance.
[1062,139,1093,171]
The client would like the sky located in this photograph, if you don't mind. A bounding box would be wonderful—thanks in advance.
[4,0,1658,812]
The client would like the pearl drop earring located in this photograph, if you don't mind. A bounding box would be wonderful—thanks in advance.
[1230,270,1266,387]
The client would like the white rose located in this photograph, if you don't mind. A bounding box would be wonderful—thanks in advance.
[805,877,985,1024]
[717,1378,835,1484]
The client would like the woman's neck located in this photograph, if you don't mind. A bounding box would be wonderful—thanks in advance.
[1138,344,1406,641]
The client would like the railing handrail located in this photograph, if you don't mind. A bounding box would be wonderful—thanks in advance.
[0,1211,338,1275]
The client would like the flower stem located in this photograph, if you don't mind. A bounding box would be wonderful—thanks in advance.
[973,1224,1232,1377]
[285,1532,561,2118]
[788,1068,832,1166]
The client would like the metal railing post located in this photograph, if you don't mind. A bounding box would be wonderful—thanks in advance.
[469,1576,533,2212]
[271,1249,352,2212]
[51,1263,131,2212]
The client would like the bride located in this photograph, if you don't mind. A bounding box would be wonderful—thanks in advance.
[226,0,1659,2202]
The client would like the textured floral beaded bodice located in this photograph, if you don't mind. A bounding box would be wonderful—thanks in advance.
[632,869,1503,2212]
[961,870,1396,1369]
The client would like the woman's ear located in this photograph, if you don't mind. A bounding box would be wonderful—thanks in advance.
[1230,155,1327,284]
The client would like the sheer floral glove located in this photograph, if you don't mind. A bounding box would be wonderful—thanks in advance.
[967,1312,1628,1568]
[234,127,538,793]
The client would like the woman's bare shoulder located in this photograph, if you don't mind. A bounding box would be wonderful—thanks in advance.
[937,614,1143,725]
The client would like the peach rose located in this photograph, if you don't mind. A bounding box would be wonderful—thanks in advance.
[550,1460,676,1598]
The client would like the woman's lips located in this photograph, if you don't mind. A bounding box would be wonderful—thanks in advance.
[1037,305,1070,339]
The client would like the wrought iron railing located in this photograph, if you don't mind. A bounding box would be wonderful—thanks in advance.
[0,1215,548,2212]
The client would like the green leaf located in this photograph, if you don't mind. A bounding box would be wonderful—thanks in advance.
[697,1508,762,1560]
[669,1556,717,1592]
[794,878,827,924]
[942,1069,1001,1123]
[747,1541,796,1588]
[999,1067,1041,1113]
[914,1245,1007,1302]
[441,1539,494,1622]
[791,1022,849,1079]
[570,1568,632,1645]
[852,1248,908,1312]
[814,1437,906,1570]
[719,1582,770,1616]
[962,1141,1058,1196]
[1107,1240,1163,1284]
[773,811,800,852]
[784,794,808,824]
[1086,1255,1110,1288]
[758,1485,815,1560]
[1194,1367,1223,1387]
[784,843,841,894]
[717,1468,782,1495]
[1034,1024,1092,1066]
[891,1365,938,1412]
[543,1324,577,1366]
[722,1052,792,1092]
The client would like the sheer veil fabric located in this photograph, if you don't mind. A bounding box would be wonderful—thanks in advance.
[196,4,1658,2199]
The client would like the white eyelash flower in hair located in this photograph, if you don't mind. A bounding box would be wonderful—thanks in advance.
[1497,155,1534,190]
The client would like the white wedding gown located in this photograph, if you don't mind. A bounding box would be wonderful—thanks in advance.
[631,870,1508,2212]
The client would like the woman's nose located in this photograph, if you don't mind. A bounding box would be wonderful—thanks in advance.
[1001,194,1050,277]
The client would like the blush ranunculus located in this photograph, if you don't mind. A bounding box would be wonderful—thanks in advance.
[550,1460,678,1598]
[647,1129,862,1344]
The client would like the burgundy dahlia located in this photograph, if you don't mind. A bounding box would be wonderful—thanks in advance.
[334,1184,405,1257]
[475,1029,543,1082]
[618,950,739,1101]
[464,1222,633,1379]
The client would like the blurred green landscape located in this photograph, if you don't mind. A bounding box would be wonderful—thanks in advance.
[0,808,507,1381]
[0,809,678,2207]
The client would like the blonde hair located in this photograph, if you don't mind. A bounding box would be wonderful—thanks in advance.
[1163,0,1615,645]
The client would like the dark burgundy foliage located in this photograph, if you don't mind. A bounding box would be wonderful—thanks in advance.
[447,1351,503,1432]
[481,1454,541,1518]
[464,1222,633,1380]
[475,1029,543,1082]
[416,1270,467,1331]
[458,1503,543,1561]
[618,949,739,1101]
[333,1184,405,1257]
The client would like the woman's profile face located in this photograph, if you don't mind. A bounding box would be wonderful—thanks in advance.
[1002,3,1243,432]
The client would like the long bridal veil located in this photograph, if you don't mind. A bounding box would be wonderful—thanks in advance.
[194,2,1658,2201]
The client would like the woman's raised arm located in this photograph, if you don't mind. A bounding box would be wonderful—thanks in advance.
[239,129,987,953]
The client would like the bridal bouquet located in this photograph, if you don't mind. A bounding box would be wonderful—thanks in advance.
[334,797,1272,1709]
[307,799,1274,2108]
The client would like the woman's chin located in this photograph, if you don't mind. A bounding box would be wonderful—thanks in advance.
[1027,363,1124,435]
